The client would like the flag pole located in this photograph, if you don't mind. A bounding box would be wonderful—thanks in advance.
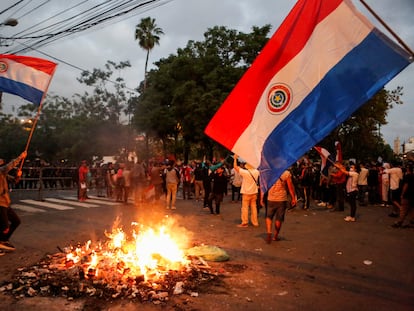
[18,66,56,173]
[17,99,45,175]
[359,0,414,57]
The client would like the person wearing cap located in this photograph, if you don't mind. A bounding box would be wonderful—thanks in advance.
[0,151,27,253]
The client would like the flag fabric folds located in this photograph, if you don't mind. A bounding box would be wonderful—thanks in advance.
[0,54,57,105]
[204,0,412,192]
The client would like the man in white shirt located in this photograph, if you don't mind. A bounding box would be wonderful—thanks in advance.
[233,155,260,227]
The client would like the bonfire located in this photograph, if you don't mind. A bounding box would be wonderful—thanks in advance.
[0,217,222,303]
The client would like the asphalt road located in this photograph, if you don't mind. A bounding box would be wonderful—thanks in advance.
[1,189,413,311]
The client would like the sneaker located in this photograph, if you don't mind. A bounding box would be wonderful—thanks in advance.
[166,206,170,209]
[237,223,248,228]
[0,241,16,251]
[344,216,356,222]
[0,250,5,256]
[171,206,176,210]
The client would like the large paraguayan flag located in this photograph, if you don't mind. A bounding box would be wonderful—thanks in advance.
[0,54,57,105]
[204,0,412,192]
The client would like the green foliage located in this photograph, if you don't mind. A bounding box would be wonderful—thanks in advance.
[132,25,271,162]
[135,17,164,89]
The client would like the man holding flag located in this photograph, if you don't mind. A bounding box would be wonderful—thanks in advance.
[205,0,412,194]
[0,54,57,254]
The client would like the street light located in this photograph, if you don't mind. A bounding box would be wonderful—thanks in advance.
[0,18,18,27]
[1,18,18,47]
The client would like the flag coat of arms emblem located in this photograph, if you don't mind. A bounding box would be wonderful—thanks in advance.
[205,0,412,192]
[0,54,57,105]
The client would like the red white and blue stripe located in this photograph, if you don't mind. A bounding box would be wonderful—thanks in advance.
[205,0,412,192]
[0,54,57,105]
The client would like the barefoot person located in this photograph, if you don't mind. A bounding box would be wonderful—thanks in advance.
[261,169,296,243]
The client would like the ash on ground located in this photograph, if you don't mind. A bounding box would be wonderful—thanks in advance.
[0,251,223,304]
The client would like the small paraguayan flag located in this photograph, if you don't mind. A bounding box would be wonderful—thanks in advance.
[0,54,57,105]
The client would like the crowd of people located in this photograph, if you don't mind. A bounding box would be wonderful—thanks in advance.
[1,150,413,255]
[76,154,414,234]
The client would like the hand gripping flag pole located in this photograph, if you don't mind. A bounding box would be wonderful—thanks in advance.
[0,54,58,176]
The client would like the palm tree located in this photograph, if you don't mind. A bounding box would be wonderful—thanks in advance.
[134,17,164,90]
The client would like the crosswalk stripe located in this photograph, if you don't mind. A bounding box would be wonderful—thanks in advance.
[45,198,99,208]
[12,195,127,214]
[88,195,135,204]
[20,199,75,211]
[62,196,119,206]
[11,204,46,213]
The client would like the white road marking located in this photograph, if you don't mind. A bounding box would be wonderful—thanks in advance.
[45,198,99,208]
[62,196,119,206]
[20,199,75,210]
[11,204,46,213]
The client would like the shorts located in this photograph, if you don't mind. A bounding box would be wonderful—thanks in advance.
[390,189,401,203]
[266,201,287,222]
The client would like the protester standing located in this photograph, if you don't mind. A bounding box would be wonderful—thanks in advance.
[164,161,180,209]
[392,164,414,228]
[357,162,369,206]
[209,166,228,215]
[384,162,403,218]
[337,163,359,222]
[230,164,242,203]
[78,160,89,202]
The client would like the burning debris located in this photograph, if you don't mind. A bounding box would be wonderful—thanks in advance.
[0,218,225,304]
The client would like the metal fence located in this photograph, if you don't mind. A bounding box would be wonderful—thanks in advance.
[10,166,107,197]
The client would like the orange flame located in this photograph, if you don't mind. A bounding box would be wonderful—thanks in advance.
[65,218,191,282]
